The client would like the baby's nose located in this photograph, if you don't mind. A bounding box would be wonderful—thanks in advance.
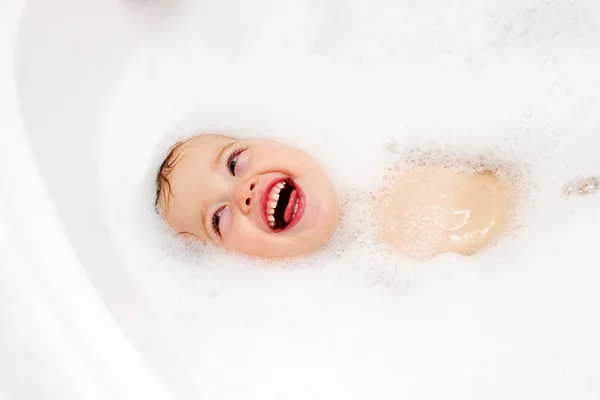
[237,178,257,214]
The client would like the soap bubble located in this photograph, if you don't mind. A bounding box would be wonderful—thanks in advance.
[99,0,600,399]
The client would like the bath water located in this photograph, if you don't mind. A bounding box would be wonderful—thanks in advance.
[99,0,600,398]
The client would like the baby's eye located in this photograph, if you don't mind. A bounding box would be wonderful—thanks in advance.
[212,205,226,237]
[226,148,245,176]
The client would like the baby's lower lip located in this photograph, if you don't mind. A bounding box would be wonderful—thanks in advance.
[260,177,305,233]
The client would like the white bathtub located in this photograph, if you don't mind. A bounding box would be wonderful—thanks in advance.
[4,1,600,399]
[0,1,200,398]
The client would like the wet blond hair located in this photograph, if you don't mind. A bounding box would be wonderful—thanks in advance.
[155,140,186,211]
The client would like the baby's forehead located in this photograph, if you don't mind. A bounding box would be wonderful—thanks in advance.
[160,134,233,214]
[176,134,233,159]
[169,134,237,186]
[169,134,231,171]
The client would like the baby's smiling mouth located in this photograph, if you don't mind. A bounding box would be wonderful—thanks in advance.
[261,178,304,232]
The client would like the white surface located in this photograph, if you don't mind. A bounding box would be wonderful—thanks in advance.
[1,0,196,398]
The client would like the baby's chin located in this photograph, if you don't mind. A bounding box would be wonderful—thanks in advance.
[249,199,338,258]
[277,225,338,258]
[229,229,330,259]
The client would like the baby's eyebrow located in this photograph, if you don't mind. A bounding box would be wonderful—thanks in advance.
[214,141,237,169]
[199,206,212,241]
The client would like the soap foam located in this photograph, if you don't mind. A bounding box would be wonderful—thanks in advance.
[99,0,600,399]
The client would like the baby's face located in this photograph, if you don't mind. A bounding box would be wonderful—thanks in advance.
[157,134,340,258]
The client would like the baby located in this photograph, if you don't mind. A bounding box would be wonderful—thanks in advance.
[155,133,514,260]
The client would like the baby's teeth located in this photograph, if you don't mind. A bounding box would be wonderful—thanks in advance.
[270,201,278,208]
[268,208,275,215]
[274,187,281,194]
[268,215,275,223]
[270,221,275,228]
[271,193,280,201]
[278,182,285,188]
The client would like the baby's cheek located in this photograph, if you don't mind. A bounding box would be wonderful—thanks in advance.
[222,213,254,249]
[258,147,307,171]
[228,218,276,256]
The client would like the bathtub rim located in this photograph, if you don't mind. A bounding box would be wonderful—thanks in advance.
[0,0,179,398]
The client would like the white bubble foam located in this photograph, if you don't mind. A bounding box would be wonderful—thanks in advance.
[99,0,600,398]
